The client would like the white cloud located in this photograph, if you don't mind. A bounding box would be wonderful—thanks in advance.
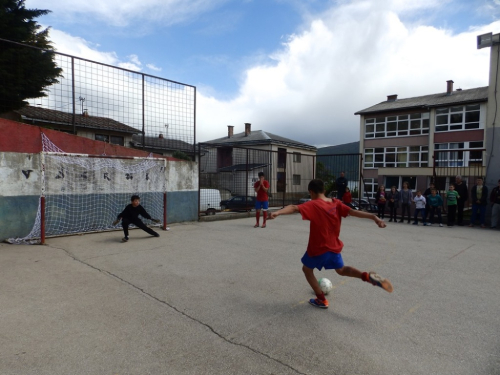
[27,0,228,28]
[48,28,120,65]
[195,1,498,146]
[48,29,158,72]
[146,64,162,72]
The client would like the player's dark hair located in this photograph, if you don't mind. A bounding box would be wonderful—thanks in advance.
[131,195,140,201]
[308,179,324,194]
[258,172,264,177]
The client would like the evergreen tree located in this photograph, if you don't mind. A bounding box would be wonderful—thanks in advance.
[0,0,62,113]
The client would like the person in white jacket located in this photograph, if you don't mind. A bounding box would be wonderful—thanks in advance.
[412,190,428,226]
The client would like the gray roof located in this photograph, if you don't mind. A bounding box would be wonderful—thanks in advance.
[16,105,139,134]
[132,135,194,153]
[355,86,488,115]
[204,130,316,151]
[317,141,360,155]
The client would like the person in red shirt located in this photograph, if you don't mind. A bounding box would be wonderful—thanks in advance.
[254,172,270,228]
[342,187,353,208]
[269,179,393,309]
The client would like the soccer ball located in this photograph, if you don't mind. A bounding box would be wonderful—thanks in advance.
[318,278,333,294]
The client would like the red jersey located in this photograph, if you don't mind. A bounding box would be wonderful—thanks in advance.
[342,191,352,204]
[298,198,351,256]
[254,180,269,201]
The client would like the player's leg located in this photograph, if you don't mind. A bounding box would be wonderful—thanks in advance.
[301,253,329,308]
[134,219,159,237]
[303,265,329,309]
[121,219,130,241]
[254,201,262,228]
[303,265,323,296]
[261,201,269,228]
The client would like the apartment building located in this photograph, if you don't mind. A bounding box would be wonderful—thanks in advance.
[355,81,488,198]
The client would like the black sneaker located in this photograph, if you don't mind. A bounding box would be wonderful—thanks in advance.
[153,233,160,237]
[122,236,129,242]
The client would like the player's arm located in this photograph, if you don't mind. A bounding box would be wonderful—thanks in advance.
[139,206,153,220]
[269,204,300,219]
[113,207,126,225]
[140,206,161,223]
[348,209,386,228]
[261,181,269,192]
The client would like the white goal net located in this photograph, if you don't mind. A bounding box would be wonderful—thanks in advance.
[8,134,166,244]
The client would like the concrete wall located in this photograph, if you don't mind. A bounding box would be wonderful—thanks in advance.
[0,119,199,242]
[0,153,41,239]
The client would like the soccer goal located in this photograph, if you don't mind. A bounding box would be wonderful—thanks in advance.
[10,152,167,244]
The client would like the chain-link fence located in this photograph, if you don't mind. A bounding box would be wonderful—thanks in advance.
[0,38,196,155]
[198,143,363,215]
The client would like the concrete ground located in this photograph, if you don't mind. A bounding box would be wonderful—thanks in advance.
[1,214,499,375]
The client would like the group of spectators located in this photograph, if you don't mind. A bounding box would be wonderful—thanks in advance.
[369,176,500,228]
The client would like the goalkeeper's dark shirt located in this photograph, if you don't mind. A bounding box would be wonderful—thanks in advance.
[118,204,152,221]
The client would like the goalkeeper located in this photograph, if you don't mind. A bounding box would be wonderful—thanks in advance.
[113,195,161,242]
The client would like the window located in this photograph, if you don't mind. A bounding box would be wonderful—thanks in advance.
[293,174,301,185]
[110,136,124,146]
[95,134,109,142]
[278,148,287,168]
[384,176,418,190]
[293,152,301,163]
[217,147,233,169]
[365,113,429,139]
[364,146,428,168]
[435,104,481,132]
[434,141,484,167]
[363,178,378,198]
[95,134,124,146]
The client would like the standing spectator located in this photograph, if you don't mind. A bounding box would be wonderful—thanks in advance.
[387,186,399,223]
[336,172,348,200]
[445,184,460,227]
[469,177,488,228]
[454,175,468,226]
[412,190,427,225]
[374,185,387,219]
[398,181,413,224]
[342,187,354,209]
[423,182,435,222]
[428,189,444,227]
[490,179,500,229]
[254,171,270,228]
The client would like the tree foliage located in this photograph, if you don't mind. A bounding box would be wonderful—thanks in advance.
[0,0,62,113]
[173,150,192,161]
[316,161,336,195]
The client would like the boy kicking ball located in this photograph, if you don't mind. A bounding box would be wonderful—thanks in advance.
[269,179,393,309]
[113,195,161,242]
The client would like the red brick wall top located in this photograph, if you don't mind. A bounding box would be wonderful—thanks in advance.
[0,119,178,161]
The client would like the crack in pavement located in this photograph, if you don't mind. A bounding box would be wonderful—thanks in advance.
[48,244,307,375]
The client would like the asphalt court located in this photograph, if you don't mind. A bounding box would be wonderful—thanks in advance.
[1,214,499,375]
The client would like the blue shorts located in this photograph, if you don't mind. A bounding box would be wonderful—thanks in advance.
[255,200,269,210]
[301,251,344,271]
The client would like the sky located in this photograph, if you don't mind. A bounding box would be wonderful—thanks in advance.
[25,0,500,148]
